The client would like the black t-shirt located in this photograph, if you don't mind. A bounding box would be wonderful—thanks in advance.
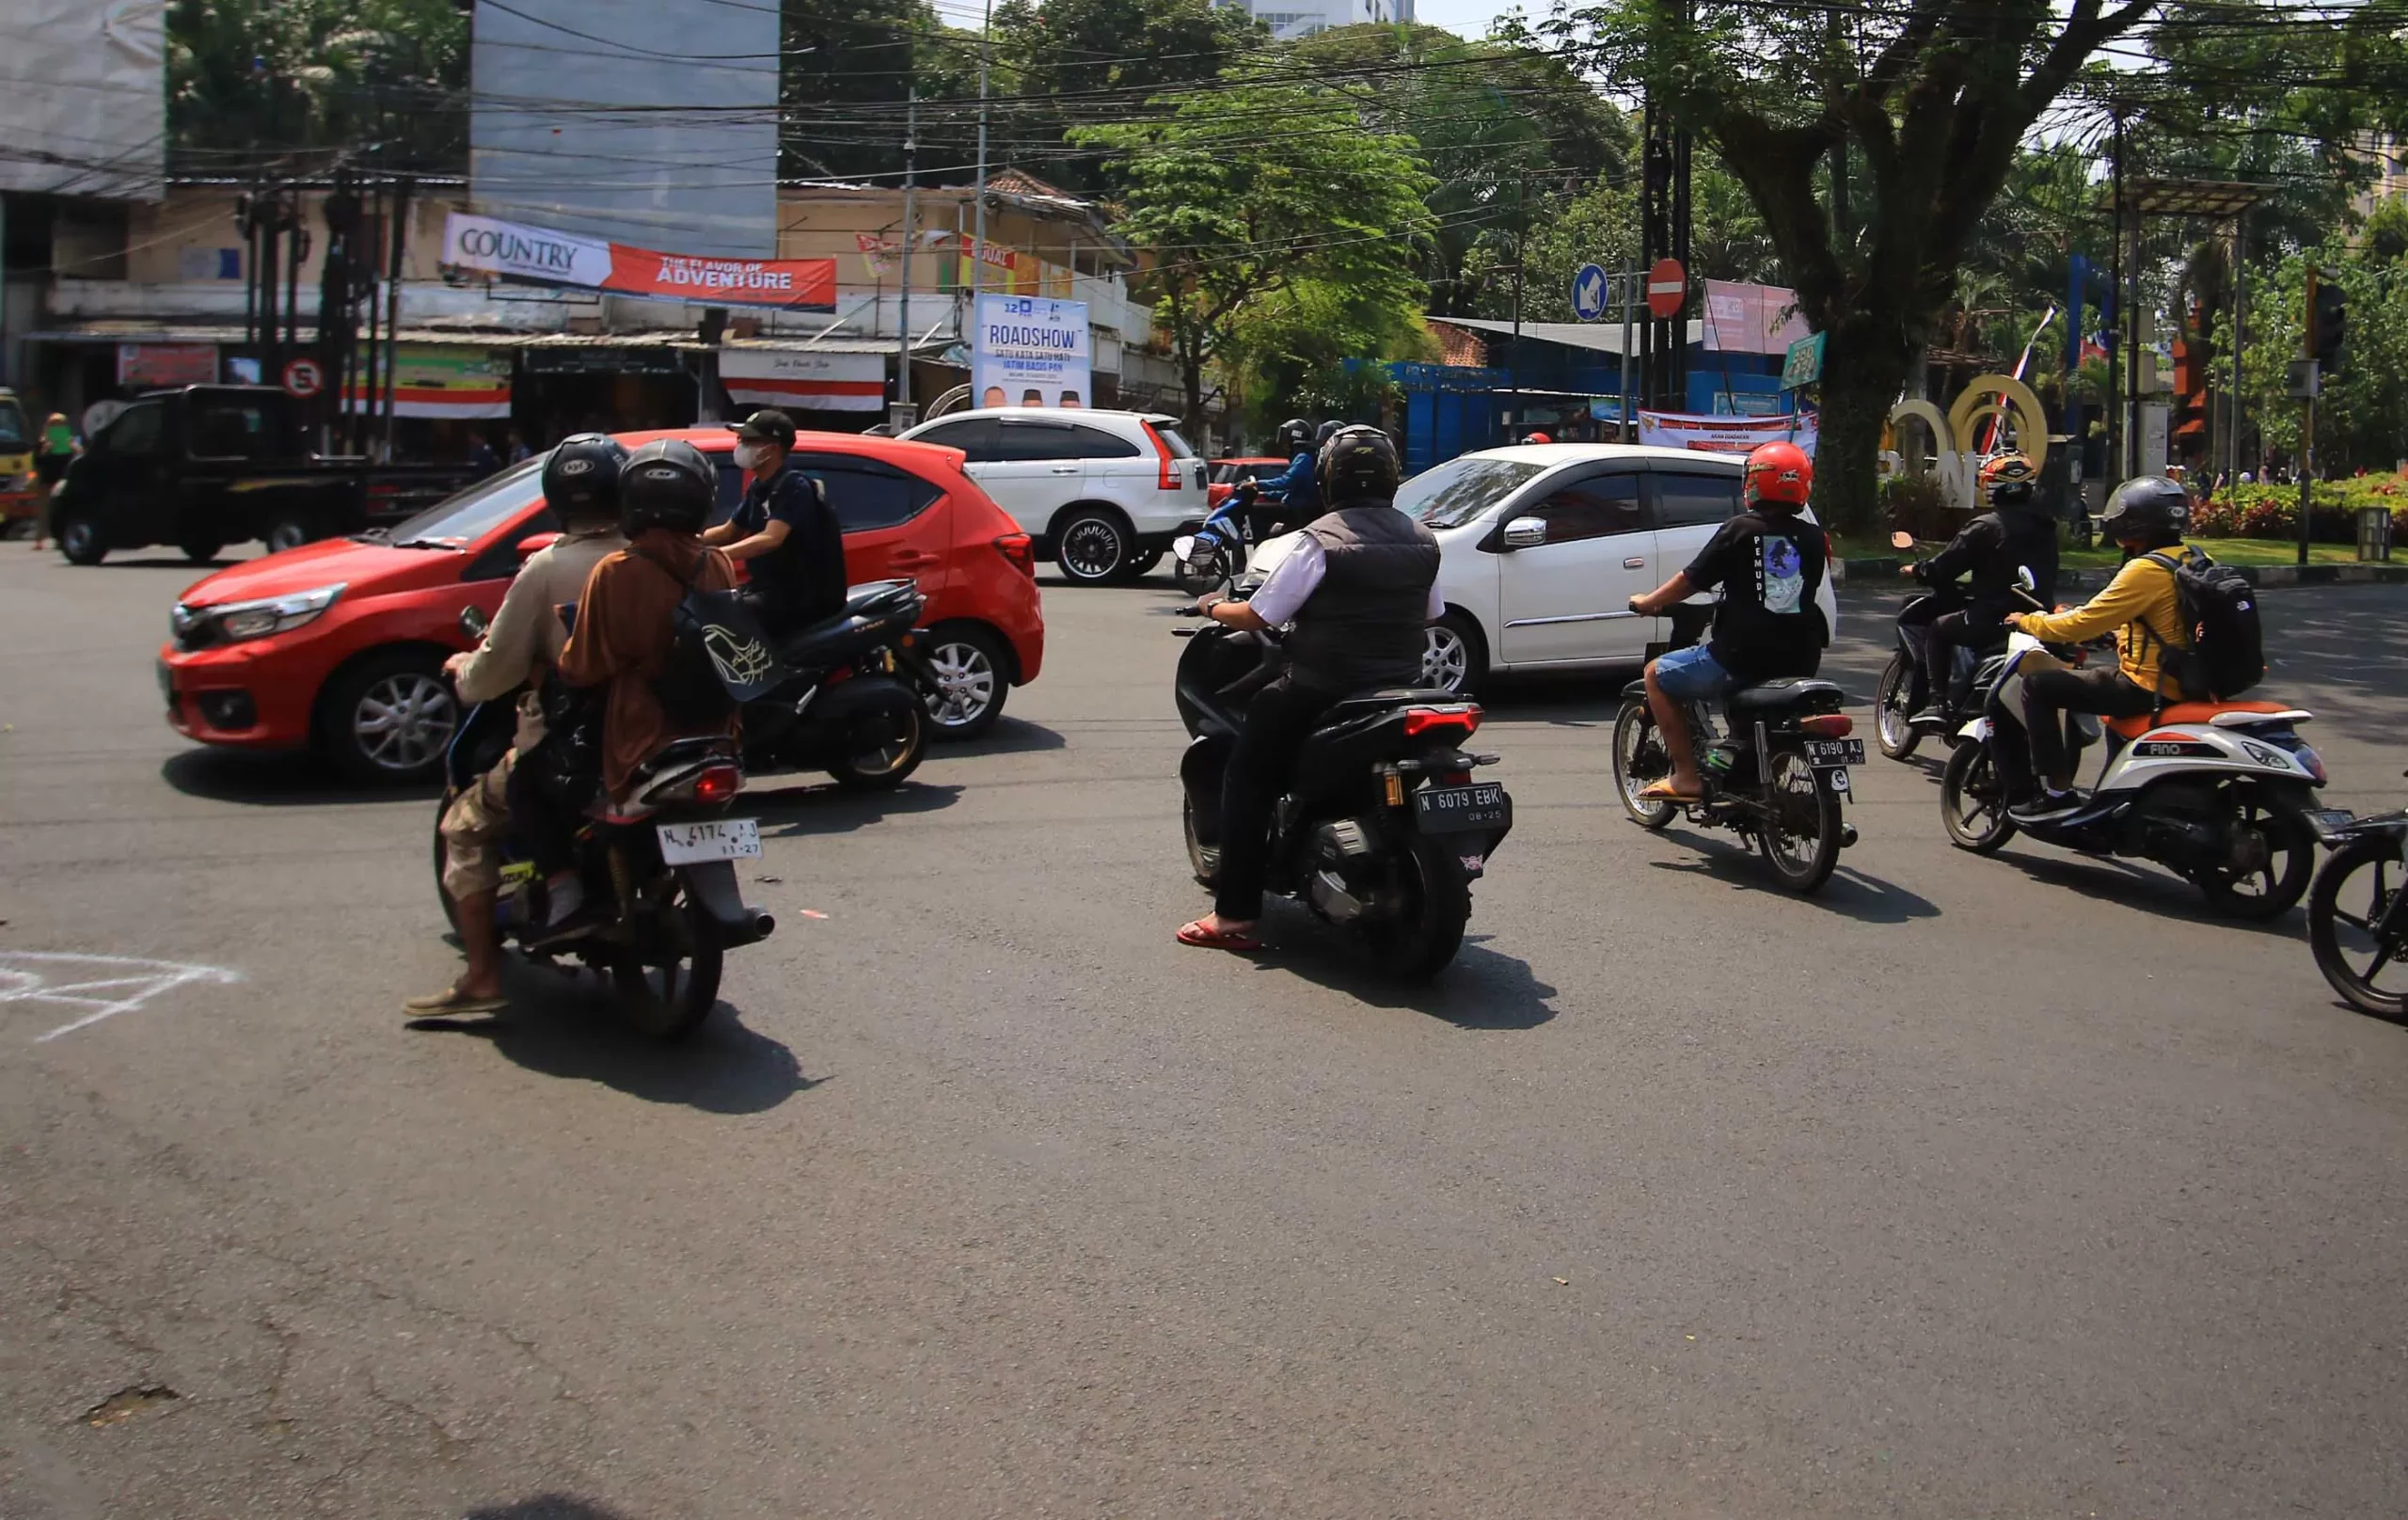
[733,465,848,628]
[1682,508,1830,681]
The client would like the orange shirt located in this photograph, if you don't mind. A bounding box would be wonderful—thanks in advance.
[558,532,737,797]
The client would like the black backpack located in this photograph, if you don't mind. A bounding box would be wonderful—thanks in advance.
[2145,549,2264,699]
[639,552,782,730]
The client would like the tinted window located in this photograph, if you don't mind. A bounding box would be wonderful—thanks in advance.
[710,460,744,528]
[386,455,545,546]
[1395,455,1548,530]
[1655,470,1742,528]
[105,403,164,457]
[1153,424,1199,459]
[912,418,997,460]
[1526,473,1643,545]
[188,401,279,460]
[992,420,1085,462]
[793,452,943,530]
[0,400,25,450]
[1067,423,1141,459]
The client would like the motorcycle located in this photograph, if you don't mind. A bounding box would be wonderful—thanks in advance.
[437,609,776,1039]
[1172,538,1513,979]
[1608,605,1861,895]
[2305,780,2407,1019]
[1171,483,1258,594]
[740,578,930,790]
[1873,530,2010,762]
[1937,586,2329,920]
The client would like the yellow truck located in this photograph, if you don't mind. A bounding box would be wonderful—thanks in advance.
[0,388,39,534]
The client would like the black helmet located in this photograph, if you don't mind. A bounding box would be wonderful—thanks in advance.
[1315,420,1344,447]
[618,438,717,536]
[2099,475,2189,546]
[541,433,627,524]
[1278,418,1311,452]
[1317,424,1402,502]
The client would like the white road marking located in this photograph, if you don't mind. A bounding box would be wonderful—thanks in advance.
[0,952,244,1042]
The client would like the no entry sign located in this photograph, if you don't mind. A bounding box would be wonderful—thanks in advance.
[280,357,325,398]
[1646,258,1687,320]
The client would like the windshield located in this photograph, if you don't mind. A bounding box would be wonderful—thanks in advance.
[0,400,25,451]
[385,456,545,547]
[1154,423,1199,460]
[1395,456,1547,530]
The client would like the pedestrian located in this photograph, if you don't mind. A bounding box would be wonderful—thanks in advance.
[467,433,500,473]
[32,412,74,550]
[506,426,531,464]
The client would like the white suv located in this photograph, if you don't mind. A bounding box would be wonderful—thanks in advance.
[1395,443,1841,694]
[899,408,1209,586]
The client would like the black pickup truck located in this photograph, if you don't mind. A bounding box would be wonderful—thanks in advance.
[49,385,486,565]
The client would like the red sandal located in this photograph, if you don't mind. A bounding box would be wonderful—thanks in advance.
[1176,919,1262,952]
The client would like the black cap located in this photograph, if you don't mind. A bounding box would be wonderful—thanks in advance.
[733,408,796,448]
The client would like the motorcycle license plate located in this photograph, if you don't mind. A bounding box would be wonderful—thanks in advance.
[2305,808,2357,842]
[657,817,762,865]
[1415,782,1509,832]
[1805,738,1865,768]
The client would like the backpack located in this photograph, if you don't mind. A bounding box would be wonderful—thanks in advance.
[639,551,781,730]
[2144,549,2265,699]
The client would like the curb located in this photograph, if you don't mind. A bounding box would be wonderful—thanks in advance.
[1835,558,2408,593]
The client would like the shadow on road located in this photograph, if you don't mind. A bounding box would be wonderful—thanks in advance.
[162,747,435,806]
[751,778,962,838]
[409,960,817,1114]
[1645,829,1942,923]
[467,1497,639,1520]
[1244,923,1558,1030]
[1988,845,2312,938]
[937,716,1066,757]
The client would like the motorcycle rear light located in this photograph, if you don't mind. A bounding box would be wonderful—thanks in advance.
[994,532,1035,578]
[691,765,742,804]
[1798,713,1853,738]
[1140,420,1181,490]
[1385,772,1405,806]
[1440,769,1472,785]
[1403,705,1481,738]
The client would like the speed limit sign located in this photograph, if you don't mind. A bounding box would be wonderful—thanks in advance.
[280,356,324,398]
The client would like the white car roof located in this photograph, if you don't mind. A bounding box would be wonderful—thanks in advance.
[907,406,1178,431]
[1453,443,1742,470]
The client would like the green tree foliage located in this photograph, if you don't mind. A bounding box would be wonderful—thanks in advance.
[2212,242,2408,474]
[1462,176,1637,323]
[166,0,467,171]
[1074,77,1437,435]
[781,0,973,182]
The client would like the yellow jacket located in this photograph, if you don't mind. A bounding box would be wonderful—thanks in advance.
[2010,546,2195,699]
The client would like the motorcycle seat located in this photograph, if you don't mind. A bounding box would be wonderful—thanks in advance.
[1318,688,1457,723]
[1725,678,1845,711]
[2105,700,2293,739]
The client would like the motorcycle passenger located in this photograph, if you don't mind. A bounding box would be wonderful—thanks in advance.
[1625,441,1830,802]
[560,440,741,808]
[1898,451,2058,722]
[1177,425,1442,952]
[411,434,628,1018]
[702,408,847,641]
[2003,474,2198,823]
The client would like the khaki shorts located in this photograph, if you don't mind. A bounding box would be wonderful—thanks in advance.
[439,750,515,900]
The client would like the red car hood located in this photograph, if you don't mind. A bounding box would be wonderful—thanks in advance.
[176,536,483,609]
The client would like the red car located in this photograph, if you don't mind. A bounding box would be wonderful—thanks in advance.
[1207,456,1292,511]
[157,427,1044,784]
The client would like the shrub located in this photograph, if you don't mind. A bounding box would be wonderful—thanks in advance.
[2197,476,2408,542]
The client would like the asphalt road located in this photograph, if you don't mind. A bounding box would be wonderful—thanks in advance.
[6,544,2408,1520]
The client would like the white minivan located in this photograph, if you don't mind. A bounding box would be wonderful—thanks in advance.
[900,407,1209,586]
[1396,443,1841,694]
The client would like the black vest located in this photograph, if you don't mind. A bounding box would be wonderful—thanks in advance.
[1284,503,1441,695]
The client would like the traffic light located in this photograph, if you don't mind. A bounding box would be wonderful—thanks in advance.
[2312,277,2348,372]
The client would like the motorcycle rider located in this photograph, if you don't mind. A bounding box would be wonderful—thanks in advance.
[702,408,847,640]
[1177,425,1442,952]
[2002,474,2198,823]
[1254,418,1327,535]
[1625,440,1830,802]
[560,440,741,807]
[410,434,627,1017]
[1897,451,2058,722]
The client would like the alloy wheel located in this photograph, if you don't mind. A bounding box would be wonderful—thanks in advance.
[353,673,457,774]
[1421,625,1469,693]
[924,639,998,730]
[1056,517,1124,582]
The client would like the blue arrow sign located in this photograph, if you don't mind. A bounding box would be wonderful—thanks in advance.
[1572,262,1609,323]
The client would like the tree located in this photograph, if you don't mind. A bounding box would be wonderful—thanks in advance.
[1073,77,1436,435]
[780,0,971,182]
[1552,0,2165,529]
[2215,244,2408,475]
[1463,175,1637,322]
[167,0,467,171]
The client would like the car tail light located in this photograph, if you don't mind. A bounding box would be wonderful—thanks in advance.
[1139,420,1182,491]
[1798,714,1852,738]
[691,765,742,804]
[1403,705,1481,738]
[994,531,1035,578]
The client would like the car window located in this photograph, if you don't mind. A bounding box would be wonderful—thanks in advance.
[911,418,998,460]
[385,455,545,546]
[1654,469,1743,528]
[1526,474,1644,545]
[188,401,279,460]
[104,402,164,457]
[710,460,744,528]
[1152,424,1199,460]
[1395,455,1547,530]
[992,419,1085,462]
[1066,423,1141,459]
[0,400,26,450]
[793,451,943,530]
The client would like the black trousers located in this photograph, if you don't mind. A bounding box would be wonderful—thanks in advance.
[2021,666,2159,785]
[1214,677,1338,921]
[1909,610,2001,708]
[505,736,585,879]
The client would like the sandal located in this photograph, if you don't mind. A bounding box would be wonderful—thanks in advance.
[404,984,508,1017]
[1636,780,1703,803]
[1176,919,1262,952]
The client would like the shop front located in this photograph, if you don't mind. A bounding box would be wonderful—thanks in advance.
[514,344,698,447]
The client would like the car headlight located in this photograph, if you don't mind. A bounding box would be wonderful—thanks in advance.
[198,583,346,642]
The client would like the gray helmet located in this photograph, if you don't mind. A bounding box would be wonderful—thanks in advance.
[618,438,717,537]
[541,433,627,524]
[2099,475,2189,546]
[1317,424,1402,502]
[1315,420,1344,447]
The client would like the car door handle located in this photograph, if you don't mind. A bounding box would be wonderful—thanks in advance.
[1624,557,1647,569]
[1050,465,1080,474]
[893,550,940,566]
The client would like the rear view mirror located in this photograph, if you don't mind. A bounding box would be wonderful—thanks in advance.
[1501,515,1548,549]
[1890,530,1915,550]
[2015,565,2036,593]
[516,531,562,560]
[458,604,490,641]
[1171,534,1198,562]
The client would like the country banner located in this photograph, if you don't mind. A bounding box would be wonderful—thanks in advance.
[720,350,886,413]
[443,212,837,313]
[1636,408,1817,458]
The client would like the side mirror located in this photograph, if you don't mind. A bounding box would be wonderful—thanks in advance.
[458,604,490,641]
[1501,515,1548,549]
[2015,565,2036,593]
[1171,534,1198,563]
[516,531,562,560]
[1890,530,1915,551]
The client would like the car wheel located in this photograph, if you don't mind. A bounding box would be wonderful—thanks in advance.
[1127,548,1164,577]
[318,649,459,786]
[919,623,1009,742]
[1052,508,1131,586]
[180,539,225,564]
[56,509,108,565]
[262,513,313,555]
[1420,612,1486,695]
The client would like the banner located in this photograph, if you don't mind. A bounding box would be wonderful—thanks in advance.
[1637,409,1817,458]
[972,294,1091,408]
[344,345,512,420]
[442,212,837,312]
[1701,281,1811,356]
[117,343,217,389]
[720,350,886,413]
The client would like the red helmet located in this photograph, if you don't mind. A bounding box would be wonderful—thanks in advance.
[1524,431,1553,445]
[1743,440,1813,508]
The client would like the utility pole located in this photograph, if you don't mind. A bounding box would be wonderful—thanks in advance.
[2108,109,2125,481]
[897,88,918,418]
[1510,170,1525,435]
[2299,262,2317,568]
[2229,213,2245,490]
[971,0,991,309]
[381,176,411,460]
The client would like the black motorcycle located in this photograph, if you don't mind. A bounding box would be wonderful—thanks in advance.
[1172,601,1513,979]
[1873,532,2010,761]
[741,578,930,790]
[1608,606,1861,895]
[2305,779,2407,1019]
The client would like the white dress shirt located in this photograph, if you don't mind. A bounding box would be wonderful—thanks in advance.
[1244,533,1446,627]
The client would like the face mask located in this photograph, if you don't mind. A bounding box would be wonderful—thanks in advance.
[735,443,768,471]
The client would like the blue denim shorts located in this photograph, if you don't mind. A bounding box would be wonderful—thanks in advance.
[1652,643,1735,702]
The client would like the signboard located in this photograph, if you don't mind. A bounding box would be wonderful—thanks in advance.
[1637,409,1818,459]
[442,213,838,313]
[116,343,217,390]
[1781,332,1826,390]
[1571,263,1609,323]
[1646,258,1687,319]
[721,350,886,414]
[1703,280,1811,356]
[973,294,1091,408]
[344,345,512,420]
[280,357,325,399]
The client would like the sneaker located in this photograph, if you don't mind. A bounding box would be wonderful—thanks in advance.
[2009,788,2084,825]
[1908,706,1949,728]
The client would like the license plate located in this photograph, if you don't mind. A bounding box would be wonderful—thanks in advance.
[1805,738,1865,768]
[657,817,761,865]
[1415,781,1509,832]
[2306,808,2356,842]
